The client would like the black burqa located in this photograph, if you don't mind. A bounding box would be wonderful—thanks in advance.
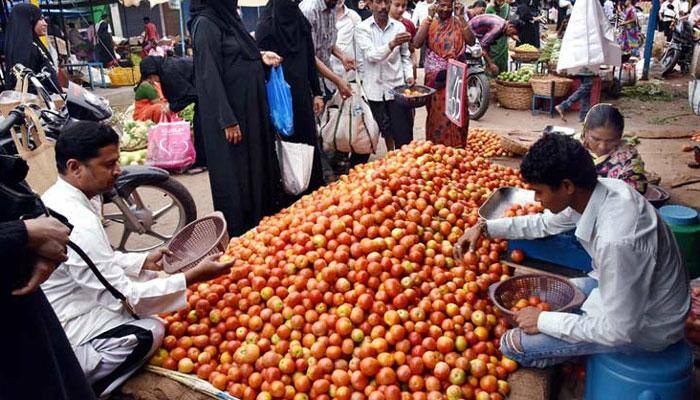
[255,0,325,201]
[139,56,206,168]
[95,19,116,66]
[0,156,97,400]
[189,0,281,236]
[3,3,60,93]
[516,2,541,48]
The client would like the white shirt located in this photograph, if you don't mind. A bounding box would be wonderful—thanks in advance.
[41,178,187,347]
[660,2,678,22]
[331,6,362,80]
[411,0,434,26]
[355,16,413,101]
[603,0,614,21]
[487,179,689,351]
[691,3,700,25]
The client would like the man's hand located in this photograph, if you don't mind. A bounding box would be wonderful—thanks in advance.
[337,80,353,99]
[515,307,542,334]
[487,62,499,75]
[313,96,325,116]
[225,125,243,144]
[453,222,485,260]
[455,1,465,17]
[143,248,172,271]
[390,32,412,49]
[184,253,235,285]
[428,4,437,18]
[12,257,57,296]
[341,56,356,71]
[24,216,70,262]
[261,51,283,67]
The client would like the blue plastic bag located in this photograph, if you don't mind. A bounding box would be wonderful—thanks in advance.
[266,66,294,137]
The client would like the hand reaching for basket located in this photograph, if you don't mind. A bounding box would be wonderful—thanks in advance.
[184,252,235,286]
[515,307,542,334]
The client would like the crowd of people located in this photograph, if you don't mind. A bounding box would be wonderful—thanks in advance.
[0,0,693,398]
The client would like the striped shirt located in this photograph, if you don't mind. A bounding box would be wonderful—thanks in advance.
[468,14,507,50]
[300,0,338,67]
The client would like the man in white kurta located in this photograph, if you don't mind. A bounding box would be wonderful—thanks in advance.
[456,134,689,368]
[41,121,232,396]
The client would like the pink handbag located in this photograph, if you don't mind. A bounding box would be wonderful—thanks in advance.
[146,113,196,171]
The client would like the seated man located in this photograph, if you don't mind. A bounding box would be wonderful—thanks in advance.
[455,134,689,368]
[41,121,233,397]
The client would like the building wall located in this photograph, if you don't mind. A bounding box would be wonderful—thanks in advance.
[119,1,164,38]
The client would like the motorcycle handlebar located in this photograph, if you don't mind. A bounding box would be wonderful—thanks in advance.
[0,109,22,136]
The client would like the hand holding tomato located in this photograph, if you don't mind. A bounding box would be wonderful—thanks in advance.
[515,307,542,334]
[454,221,485,259]
[184,252,235,285]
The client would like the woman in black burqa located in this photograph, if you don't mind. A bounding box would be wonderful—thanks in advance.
[189,0,283,236]
[0,155,96,400]
[3,3,61,93]
[255,0,325,202]
[95,15,117,67]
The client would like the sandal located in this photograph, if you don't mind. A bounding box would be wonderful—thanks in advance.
[184,166,208,175]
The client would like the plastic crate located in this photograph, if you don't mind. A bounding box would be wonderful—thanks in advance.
[108,67,141,87]
[507,230,592,272]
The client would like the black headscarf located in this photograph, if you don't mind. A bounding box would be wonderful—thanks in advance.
[4,3,51,77]
[138,56,197,112]
[189,0,260,60]
[255,0,310,55]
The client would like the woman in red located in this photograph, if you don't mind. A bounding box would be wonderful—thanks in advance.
[413,0,472,147]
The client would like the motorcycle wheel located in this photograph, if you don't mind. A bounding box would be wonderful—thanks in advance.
[468,73,490,121]
[660,48,680,77]
[103,177,197,252]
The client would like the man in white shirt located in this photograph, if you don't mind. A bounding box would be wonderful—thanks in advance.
[455,134,689,368]
[41,121,233,396]
[411,0,436,26]
[355,0,415,151]
[659,0,678,40]
[331,0,363,83]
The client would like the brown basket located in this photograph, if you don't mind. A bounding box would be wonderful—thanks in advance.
[162,212,229,273]
[530,75,573,97]
[512,50,541,62]
[495,80,533,110]
[500,135,531,155]
[489,274,586,325]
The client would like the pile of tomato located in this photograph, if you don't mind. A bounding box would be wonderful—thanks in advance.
[466,129,512,159]
[152,142,527,400]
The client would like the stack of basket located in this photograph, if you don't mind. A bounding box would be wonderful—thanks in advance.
[530,75,573,98]
[495,80,533,110]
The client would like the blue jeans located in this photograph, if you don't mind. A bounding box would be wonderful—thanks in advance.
[499,277,634,368]
[558,76,593,122]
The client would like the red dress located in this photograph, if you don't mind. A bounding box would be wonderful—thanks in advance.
[424,17,468,148]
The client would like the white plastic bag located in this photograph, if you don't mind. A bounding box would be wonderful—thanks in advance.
[275,138,314,195]
[689,80,700,116]
[319,81,380,155]
[557,0,621,74]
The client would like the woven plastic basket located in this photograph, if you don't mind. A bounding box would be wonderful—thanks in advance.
[512,50,540,62]
[500,134,531,155]
[489,274,586,325]
[391,84,436,108]
[495,80,533,110]
[108,66,141,87]
[530,75,573,97]
[162,212,229,273]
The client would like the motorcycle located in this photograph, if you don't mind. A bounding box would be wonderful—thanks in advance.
[0,65,197,252]
[464,45,491,121]
[660,20,700,77]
